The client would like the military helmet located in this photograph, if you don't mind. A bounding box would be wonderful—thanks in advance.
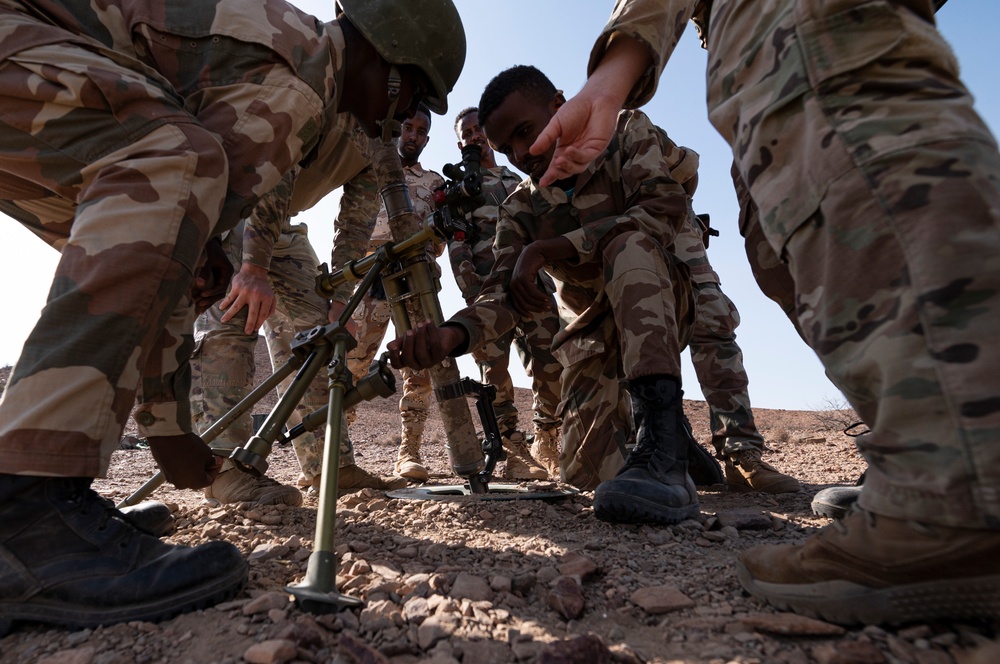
[338,0,466,115]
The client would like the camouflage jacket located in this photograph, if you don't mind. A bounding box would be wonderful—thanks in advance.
[655,142,720,285]
[446,165,522,303]
[449,109,694,353]
[242,114,380,297]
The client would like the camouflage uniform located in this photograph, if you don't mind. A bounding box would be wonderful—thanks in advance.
[665,146,768,457]
[0,0,344,477]
[189,160,381,482]
[345,163,445,451]
[449,109,695,491]
[446,165,563,448]
[189,110,381,482]
[596,0,1000,528]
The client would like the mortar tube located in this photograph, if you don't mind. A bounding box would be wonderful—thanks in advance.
[369,140,485,484]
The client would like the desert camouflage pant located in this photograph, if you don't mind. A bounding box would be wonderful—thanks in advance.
[345,290,431,448]
[709,0,1000,528]
[553,231,692,490]
[0,44,235,476]
[471,299,563,441]
[190,223,353,482]
[0,26,323,477]
[689,281,766,456]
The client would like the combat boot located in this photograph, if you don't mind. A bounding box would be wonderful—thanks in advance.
[725,449,801,494]
[529,427,561,479]
[737,507,1000,626]
[593,375,699,524]
[0,475,246,635]
[203,468,303,507]
[502,430,549,480]
[811,486,861,518]
[321,464,408,495]
[117,500,175,537]
[811,471,865,519]
[683,416,725,487]
[395,434,429,482]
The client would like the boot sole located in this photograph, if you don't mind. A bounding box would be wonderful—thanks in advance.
[0,561,247,635]
[736,560,1000,626]
[593,489,700,525]
[810,499,851,520]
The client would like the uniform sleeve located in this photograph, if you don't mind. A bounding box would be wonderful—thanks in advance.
[242,169,296,269]
[446,206,526,354]
[587,0,697,108]
[416,172,447,257]
[447,237,481,303]
[329,166,381,302]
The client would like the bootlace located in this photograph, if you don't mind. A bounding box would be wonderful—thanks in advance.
[72,484,135,545]
[622,438,657,470]
[731,449,764,470]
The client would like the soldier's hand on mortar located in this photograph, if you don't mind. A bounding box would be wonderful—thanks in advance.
[219,263,277,334]
[387,320,466,370]
[191,237,235,313]
[147,433,223,489]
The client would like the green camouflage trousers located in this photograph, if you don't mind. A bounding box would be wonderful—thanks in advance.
[345,290,431,446]
[553,231,692,490]
[190,223,353,482]
[470,299,563,441]
[709,0,1000,528]
[689,281,766,456]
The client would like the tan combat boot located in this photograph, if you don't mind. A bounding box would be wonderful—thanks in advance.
[725,448,800,494]
[204,468,303,507]
[529,427,561,479]
[502,431,549,480]
[737,507,1000,625]
[310,465,407,495]
[394,435,429,482]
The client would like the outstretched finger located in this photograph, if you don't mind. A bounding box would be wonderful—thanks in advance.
[530,115,562,157]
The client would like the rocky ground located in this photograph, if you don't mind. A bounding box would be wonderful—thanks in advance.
[0,358,998,664]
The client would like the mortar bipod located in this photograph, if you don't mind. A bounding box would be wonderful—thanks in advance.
[315,218,488,493]
[228,244,393,479]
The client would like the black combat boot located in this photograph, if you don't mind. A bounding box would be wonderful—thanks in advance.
[117,500,176,537]
[682,415,725,487]
[0,474,247,635]
[593,376,700,524]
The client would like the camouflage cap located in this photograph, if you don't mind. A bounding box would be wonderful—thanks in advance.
[338,0,466,115]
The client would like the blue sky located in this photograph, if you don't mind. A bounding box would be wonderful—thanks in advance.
[0,1,995,411]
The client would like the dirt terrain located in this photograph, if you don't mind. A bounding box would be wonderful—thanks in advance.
[0,358,998,664]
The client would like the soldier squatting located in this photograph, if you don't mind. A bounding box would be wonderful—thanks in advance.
[0,0,997,636]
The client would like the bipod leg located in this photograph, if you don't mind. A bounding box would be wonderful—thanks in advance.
[287,337,362,613]
[230,333,332,477]
[279,353,396,445]
[117,357,301,508]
